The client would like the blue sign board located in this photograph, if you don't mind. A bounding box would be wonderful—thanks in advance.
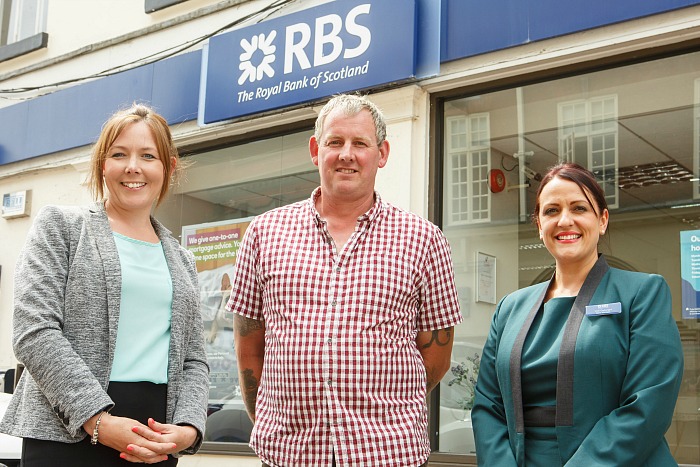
[441,0,700,63]
[201,0,417,124]
[680,230,700,319]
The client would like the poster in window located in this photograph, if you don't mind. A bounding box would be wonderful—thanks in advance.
[680,230,700,319]
[181,217,253,404]
[476,251,496,304]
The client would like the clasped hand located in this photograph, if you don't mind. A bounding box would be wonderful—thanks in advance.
[92,413,197,463]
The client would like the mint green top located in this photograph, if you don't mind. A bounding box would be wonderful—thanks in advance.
[110,232,172,384]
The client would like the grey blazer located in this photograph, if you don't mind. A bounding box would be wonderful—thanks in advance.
[0,203,209,454]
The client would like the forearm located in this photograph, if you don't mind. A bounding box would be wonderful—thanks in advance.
[233,313,265,422]
[417,327,454,394]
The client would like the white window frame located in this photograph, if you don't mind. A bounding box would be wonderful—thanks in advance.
[1,0,47,46]
[446,113,491,226]
[557,95,619,209]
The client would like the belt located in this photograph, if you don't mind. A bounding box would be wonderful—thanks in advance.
[523,406,556,427]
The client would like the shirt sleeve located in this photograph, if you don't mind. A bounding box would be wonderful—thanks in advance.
[226,219,264,321]
[416,227,463,332]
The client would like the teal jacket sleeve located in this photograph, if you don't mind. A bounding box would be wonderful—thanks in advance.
[472,297,518,467]
[565,274,683,466]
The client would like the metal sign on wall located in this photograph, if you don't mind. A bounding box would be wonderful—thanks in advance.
[200,0,417,124]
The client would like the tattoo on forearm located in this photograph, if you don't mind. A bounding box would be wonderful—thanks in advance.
[241,368,259,420]
[234,314,264,337]
[421,328,453,349]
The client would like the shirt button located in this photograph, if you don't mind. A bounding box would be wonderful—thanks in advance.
[335,266,341,273]
[327,338,332,344]
[331,300,337,306]
[327,379,332,385]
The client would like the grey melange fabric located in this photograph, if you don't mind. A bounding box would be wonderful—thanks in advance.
[0,202,209,455]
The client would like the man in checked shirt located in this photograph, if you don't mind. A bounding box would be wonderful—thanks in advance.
[227,93,463,466]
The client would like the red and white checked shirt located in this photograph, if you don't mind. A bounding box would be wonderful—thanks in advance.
[227,189,462,467]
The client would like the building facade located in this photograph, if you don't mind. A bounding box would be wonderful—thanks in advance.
[1,0,700,464]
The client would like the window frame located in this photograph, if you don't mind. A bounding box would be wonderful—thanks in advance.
[0,0,48,63]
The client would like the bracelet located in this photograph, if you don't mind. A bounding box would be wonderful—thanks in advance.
[90,411,107,445]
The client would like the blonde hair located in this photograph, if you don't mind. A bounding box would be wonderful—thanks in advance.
[86,103,180,206]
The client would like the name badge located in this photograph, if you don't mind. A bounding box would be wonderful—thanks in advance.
[585,302,622,317]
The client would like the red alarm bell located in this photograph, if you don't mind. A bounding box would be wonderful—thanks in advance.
[488,169,506,193]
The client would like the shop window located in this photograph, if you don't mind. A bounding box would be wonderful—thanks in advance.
[155,129,318,450]
[439,51,700,464]
[558,96,619,208]
[445,113,491,225]
[0,0,48,62]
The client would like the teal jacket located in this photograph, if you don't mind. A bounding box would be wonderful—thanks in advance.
[472,256,683,466]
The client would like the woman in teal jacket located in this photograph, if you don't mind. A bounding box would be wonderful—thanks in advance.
[472,163,683,466]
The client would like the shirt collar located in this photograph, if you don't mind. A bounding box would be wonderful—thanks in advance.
[309,187,384,225]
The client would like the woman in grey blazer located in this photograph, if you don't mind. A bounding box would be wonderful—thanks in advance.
[0,104,209,465]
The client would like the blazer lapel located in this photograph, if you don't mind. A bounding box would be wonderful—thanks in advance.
[85,202,122,366]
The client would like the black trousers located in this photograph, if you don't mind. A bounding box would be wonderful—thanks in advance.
[21,381,177,467]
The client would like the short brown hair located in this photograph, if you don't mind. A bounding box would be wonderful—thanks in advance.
[86,103,180,206]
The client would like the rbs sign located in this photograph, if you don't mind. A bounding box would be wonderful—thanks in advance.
[202,0,417,124]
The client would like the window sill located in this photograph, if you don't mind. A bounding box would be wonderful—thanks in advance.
[0,32,49,63]
[145,0,188,13]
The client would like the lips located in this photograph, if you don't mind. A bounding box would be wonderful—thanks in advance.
[122,182,146,189]
[336,168,357,174]
[556,233,581,241]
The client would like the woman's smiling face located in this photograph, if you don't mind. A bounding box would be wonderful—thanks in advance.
[102,121,165,215]
[536,176,609,268]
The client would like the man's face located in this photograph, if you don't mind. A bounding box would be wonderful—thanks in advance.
[309,109,389,203]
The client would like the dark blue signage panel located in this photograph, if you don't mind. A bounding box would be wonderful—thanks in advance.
[202,0,417,124]
[442,0,700,62]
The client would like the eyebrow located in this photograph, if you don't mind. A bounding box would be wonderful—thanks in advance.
[324,134,373,142]
[109,145,158,152]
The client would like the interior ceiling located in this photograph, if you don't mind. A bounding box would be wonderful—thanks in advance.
[185,170,320,208]
[489,104,697,210]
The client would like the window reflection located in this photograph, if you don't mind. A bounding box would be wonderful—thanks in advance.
[440,51,700,464]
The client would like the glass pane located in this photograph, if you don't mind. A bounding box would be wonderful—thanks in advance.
[154,130,317,445]
[440,51,700,463]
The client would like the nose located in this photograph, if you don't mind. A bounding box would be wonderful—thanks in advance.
[125,154,142,173]
[338,142,354,162]
[557,208,574,226]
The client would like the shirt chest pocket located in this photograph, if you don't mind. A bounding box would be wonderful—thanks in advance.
[351,253,420,327]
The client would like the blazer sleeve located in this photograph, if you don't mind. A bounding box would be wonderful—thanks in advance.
[12,206,113,437]
[171,248,210,455]
[472,297,518,467]
[566,274,683,466]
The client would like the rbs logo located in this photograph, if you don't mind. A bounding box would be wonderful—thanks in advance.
[237,4,371,85]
